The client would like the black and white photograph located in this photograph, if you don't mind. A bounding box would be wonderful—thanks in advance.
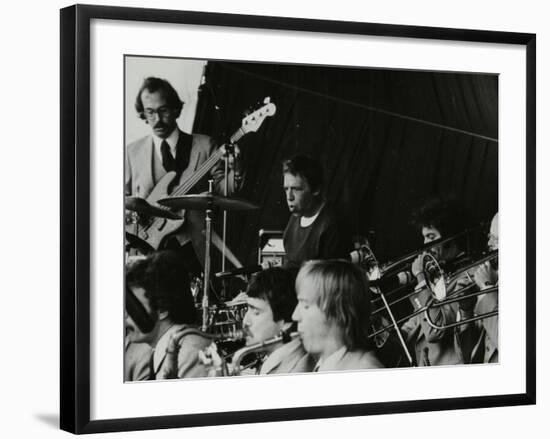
[123,55,499,380]
[56,3,537,434]
[2,0,547,437]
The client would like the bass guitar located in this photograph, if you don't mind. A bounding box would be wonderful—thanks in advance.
[126,98,276,250]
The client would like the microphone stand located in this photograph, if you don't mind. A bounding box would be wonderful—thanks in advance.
[220,143,234,302]
[373,286,416,367]
[202,180,214,332]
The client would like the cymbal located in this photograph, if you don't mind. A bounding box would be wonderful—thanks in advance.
[158,195,259,212]
[125,232,155,255]
[125,197,183,220]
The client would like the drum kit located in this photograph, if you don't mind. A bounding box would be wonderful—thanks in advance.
[125,181,258,336]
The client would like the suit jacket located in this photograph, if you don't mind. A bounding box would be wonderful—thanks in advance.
[316,347,384,372]
[465,291,498,363]
[124,341,152,381]
[153,324,213,380]
[400,274,471,367]
[125,129,239,248]
[125,129,238,199]
[259,338,316,375]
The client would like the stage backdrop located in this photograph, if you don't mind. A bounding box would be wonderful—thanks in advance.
[193,60,498,268]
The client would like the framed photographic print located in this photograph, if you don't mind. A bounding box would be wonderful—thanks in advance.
[60,4,536,434]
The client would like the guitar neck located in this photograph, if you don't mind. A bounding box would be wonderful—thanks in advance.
[170,127,243,197]
[230,128,246,144]
[171,148,224,197]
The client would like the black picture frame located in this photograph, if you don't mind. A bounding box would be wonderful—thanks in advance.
[60,4,536,434]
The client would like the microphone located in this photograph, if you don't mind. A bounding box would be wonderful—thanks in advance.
[215,260,277,279]
[349,245,371,265]
[371,269,415,291]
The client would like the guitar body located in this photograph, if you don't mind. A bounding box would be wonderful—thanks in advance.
[143,171,186,249]
[124,171,186,251]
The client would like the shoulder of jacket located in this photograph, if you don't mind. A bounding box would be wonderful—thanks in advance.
[191,132,214,145]
[127,135,151,151]
[177,329,213,348]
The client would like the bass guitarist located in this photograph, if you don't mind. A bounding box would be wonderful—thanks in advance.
[125,77,244,274]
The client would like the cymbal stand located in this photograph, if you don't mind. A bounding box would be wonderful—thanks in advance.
[202,180,214,332]
[220,143,235,301]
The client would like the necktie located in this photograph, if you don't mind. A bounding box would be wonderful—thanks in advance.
[148,349,156,380]
[160,140,176,172]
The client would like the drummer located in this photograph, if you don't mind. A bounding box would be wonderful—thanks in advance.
[282,155,351,268]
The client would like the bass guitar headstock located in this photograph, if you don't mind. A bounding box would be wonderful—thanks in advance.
[241,97,277,134]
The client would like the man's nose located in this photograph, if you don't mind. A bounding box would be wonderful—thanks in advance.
[291,306,299,322]
[149,111,160,123]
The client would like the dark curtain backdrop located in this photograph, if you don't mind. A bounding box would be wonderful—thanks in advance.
[193,61,498,267]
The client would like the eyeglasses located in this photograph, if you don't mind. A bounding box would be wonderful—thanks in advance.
[143,106,172,120]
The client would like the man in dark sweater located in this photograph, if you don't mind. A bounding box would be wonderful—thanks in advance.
[282,155,351,268]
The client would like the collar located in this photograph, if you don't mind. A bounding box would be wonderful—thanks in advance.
[152,323,184,373]
[314,345,347,372]
[300,202,325,227]
[259,337,301,374]
[153,128,179,160]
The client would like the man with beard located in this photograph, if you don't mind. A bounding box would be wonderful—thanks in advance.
[399,198,473,367]
[125,77,243,271]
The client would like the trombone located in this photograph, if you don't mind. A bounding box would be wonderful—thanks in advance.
[423,286,498,330]
[368,249,498,340]
[420,250,498,331]
[369,223,488,311]
[355,244,417,366]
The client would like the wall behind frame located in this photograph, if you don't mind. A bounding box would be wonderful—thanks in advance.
[2,0,544,439]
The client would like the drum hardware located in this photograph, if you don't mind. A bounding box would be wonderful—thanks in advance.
[159,190,258,331]
[158,194,259,212]
[125,196,183,220]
